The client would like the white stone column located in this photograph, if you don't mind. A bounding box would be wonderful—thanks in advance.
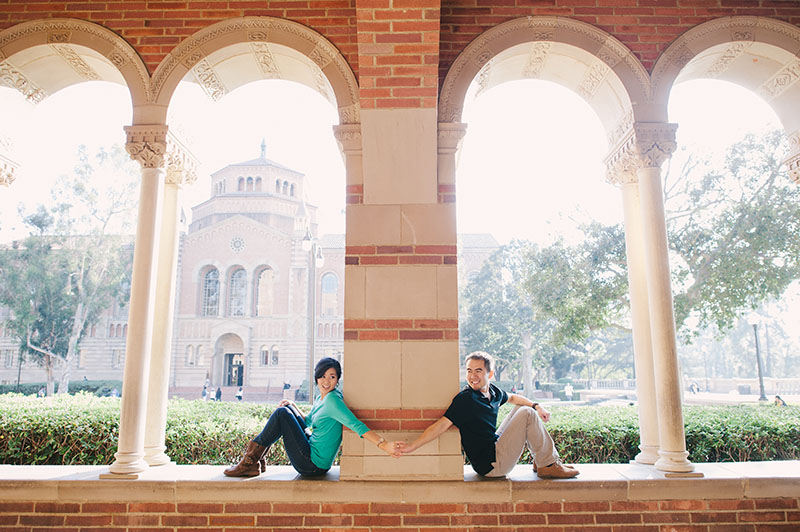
[604,143,661,465]
[144,135,197,466]
[106,126,167,477]
[333,123,364,197]
[634,122,694,473]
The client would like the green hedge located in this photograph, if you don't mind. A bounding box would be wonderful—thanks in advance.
[1,393,798,466]
[0,380,122,396]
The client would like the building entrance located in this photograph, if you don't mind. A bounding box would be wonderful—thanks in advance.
[225,353,244,386]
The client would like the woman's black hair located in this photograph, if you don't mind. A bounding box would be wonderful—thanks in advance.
[314,357,342,381]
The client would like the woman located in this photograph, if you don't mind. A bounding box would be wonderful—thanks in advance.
[224,357,399,477]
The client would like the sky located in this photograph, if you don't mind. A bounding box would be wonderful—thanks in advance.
[0,75,784,246]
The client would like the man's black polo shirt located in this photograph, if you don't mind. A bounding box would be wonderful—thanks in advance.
[444,383,508,475]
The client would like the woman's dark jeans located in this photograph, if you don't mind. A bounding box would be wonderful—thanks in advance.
[253,406,328,476]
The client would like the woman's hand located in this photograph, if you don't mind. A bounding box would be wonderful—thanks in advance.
[278,399,295,408]
[378,440,403,457]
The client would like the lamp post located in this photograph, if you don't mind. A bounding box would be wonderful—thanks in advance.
[747,313,768,402]
[302,229,324,404]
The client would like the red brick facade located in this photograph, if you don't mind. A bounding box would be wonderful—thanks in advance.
[1,497,799,530]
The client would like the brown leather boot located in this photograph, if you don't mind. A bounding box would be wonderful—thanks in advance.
[258,447,269,473]
[224,441,266,477]
[537,459,579,479]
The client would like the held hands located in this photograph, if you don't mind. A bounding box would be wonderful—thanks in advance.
[377,440,404,458]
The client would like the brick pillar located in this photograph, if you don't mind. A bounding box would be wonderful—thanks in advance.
[340,0,462,480]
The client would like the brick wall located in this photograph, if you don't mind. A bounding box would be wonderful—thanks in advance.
[438,0,800,81]
[0,0,359,77]
[2,498,799,530]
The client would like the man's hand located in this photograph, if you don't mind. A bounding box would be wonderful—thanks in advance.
[534,404,551,422]
[395,441,416,454]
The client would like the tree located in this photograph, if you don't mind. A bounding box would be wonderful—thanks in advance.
[460,241,563,389]
[0,145,137,394]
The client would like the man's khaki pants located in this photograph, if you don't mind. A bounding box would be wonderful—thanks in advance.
[484,405,559,477]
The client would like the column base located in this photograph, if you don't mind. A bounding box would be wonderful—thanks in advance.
[108,451,149,475]
[144,447,173,466]
[634,445,660,465]
[655,450,694,473]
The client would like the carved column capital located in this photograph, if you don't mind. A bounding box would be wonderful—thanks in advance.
[0,144,19,187]
[164,132,198,186]
[333,124,362,155]
[438,122,468,154]
[604,122,678,185]
[125,125,169,169]
[632,122,678,168]
[785,130,800,185]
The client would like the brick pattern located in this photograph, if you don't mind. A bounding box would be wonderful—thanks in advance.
[355,0,440,109]
[344,318,459,341]
[0,0,359,76]
[352,407,447,430]
[438,183,456,203]
[439,0,800,84]
[346,184,364,204]
[1,498,799,530]
[345,244,457,266]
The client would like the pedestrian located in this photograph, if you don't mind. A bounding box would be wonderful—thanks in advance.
[774,395,787,406]
[201,385,208,400]
[564,383,574,401]
[236,387,243,402]
[215,386,222,402]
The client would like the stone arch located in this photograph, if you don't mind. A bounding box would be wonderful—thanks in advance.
[651,17,800,134]
[150,16,360,125]
[0,18,149,109]
[438,16,650,144]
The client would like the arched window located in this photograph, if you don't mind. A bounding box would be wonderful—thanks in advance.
[282,181,288,195]
[270,345,279,366]
[255,267,275,316]
[195,346,204,366]
[246,176,254,191]
[261,345,269,366]
[116,324,122,337]
[324,323,331,337]
[318,323,323,337]
[122,324,128,337]
[185,345,195,366]
[339,323,344,338]
[255,177,262,191]
[290,183,295,196]
[228,268,247,316]
[275,180,281,193]
[321,273,339,317]
[201,268,220,316]
[109,324,115,337]
[90,325,96,337]
[237,177,245,191]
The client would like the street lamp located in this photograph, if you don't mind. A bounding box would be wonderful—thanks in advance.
[302,229,324,404]
[747,313,768,402]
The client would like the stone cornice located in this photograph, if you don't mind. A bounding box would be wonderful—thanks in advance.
[332,124,362,154]
[438,122,468,152]
[125,125,169,169]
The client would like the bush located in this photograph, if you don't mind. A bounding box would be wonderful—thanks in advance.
[0,380,123,396]
[1,394,798,466]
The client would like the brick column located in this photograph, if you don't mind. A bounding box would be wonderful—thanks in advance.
[341,0,462,480]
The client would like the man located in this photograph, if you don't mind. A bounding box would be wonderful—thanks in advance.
[398,351,578,479]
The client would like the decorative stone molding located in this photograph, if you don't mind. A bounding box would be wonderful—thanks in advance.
[333,124,362,155]
[50,43,101,80]
[164,133,199,186]
[578,59,610,101]
[706,41,752,78]
[438,122,468,153]
[151,17,358,121]
[191,59,227,101]
[605,122,678,184]
[522,41,551,79]
[0,60,47,103]
[250,41,281,79]
[439,16,648,124]
[0,19,150,105]
[125,125,169,169]
[651,17,800,111]
[758,59,800,101]
[0,151,18,187]
[785,130,800,185]
[338,103,360,125]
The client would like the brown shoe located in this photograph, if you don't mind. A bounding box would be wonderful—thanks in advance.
[533,459,575,473]
[536,459,579,479]
[224,441,266,477]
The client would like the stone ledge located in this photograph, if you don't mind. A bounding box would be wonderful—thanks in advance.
[1,461,798,503]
